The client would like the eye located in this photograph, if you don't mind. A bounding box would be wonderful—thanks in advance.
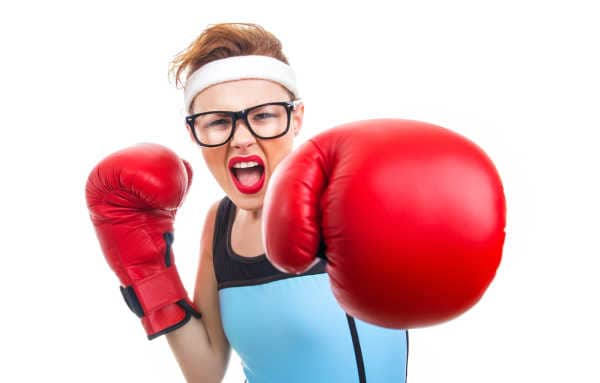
[200,113,232,130]
[250,105,283,121]
[208,118,230,127]
[253,112,277,120]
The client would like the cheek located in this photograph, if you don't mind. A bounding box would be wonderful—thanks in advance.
[201,148,227,180]
[265,136,295,173]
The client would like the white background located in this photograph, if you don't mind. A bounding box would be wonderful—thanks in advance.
[1,0,598,382]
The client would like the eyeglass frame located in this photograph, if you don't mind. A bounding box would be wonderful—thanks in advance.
[185,99,302,147]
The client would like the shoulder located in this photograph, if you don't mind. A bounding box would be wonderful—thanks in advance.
[200,198,225,254]
[194,198,226,294]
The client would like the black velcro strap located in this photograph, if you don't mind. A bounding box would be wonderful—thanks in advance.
[120,285,144,317]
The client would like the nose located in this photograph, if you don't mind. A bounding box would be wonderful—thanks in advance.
[230,118,257,150]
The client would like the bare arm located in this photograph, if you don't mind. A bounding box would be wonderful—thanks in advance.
[166,201,231,383]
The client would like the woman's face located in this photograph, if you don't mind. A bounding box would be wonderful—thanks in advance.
[189,79,304,211]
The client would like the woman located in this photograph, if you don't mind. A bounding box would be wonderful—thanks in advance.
[165,23,408,383]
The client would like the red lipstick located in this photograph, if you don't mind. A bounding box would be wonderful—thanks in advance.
[228,155,266,194]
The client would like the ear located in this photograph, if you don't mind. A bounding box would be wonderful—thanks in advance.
[291,102,305,137]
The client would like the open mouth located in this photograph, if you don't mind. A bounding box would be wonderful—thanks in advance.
[228,155,266,194]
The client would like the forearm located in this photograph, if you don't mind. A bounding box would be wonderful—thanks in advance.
[166,318,229,383]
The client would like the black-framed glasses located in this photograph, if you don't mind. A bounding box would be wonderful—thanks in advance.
[185,100,302,147]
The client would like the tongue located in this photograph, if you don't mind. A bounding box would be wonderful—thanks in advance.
[235,167,262,186]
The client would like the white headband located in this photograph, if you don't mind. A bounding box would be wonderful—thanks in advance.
[183,55,299,113]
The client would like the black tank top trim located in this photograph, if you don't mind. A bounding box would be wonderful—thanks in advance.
[213,196,326,290]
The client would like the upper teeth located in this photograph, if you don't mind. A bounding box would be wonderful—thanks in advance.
[233,161,260,169]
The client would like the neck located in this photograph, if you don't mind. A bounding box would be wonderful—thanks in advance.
[237,206,263,222]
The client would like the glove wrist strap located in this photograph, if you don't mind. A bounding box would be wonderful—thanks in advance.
[120,265,189,317]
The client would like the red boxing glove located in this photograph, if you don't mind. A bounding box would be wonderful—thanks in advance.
[263,119,506,329]
[86,143,201,339]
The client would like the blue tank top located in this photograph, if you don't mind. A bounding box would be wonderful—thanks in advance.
[212,197,408,382]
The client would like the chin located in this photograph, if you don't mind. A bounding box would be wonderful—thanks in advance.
[229,192,264,211]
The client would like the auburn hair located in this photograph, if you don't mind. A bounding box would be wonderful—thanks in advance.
[170,23,291,91]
